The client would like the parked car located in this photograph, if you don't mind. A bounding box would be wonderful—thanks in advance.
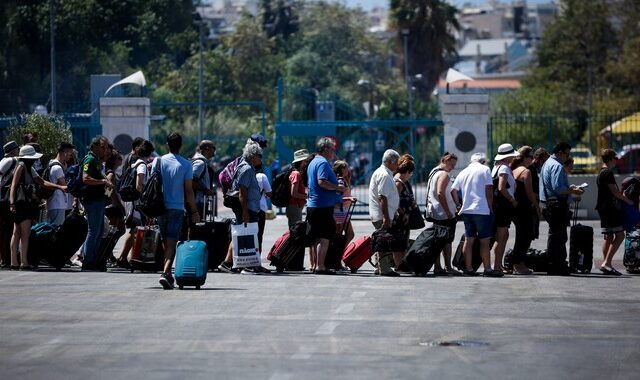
[616,144,640,174]
[571,146,599,173]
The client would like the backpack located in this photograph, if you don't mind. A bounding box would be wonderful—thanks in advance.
[270,168,293,208]
[622,176,640,207]
[137,157,165,217]
[218,157,241,194]
[0,158,18,213]
[118,161,146,202]
[35,161,63,200]
[65,164,87,198]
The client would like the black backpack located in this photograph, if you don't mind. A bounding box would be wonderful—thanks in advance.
[65,164,87,198]
[136,157,165,217]
[118,161,146,202]
[35,161,63,199]
[270,168,293,208]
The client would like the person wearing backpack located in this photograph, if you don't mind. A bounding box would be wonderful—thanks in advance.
[191,140,216,214]
[155,133,200,289]
[80,136,114,271]
[8,145,66,270]
[0,141,20,268]
[45,142,75,226]
[116,140,154,268]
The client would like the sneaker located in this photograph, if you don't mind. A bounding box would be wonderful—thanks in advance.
[159,273,175,290]
[483,269,505,278]
[218,261,240,274]
[71,258,83,267]
[379,270,400,277]
[241,267,256,275]
[254,266,272,274]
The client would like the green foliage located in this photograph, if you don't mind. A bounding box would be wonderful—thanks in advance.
[6,113,73,164]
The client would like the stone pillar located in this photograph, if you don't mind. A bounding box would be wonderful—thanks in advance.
[439,93,489,175]
[99,97,150,154]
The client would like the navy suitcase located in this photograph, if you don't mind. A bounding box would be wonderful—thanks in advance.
[175,240,208,289]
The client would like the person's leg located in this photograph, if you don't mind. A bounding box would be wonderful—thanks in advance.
[493,226,509,271]
[345,222,354,245]
[603,231,625,267]
[464,236,476,271]
[18,220,31,267]
[118,231,134,263]
[511,214,531,271]
[82,200,105,269]
[258,210,266,252]
[547,204,569,272]
[10,222,21,267]
[479,237,492,270]
[315,238,330,271]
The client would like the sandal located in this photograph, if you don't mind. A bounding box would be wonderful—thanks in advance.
[19,265,37,271]
[600,265,622,276]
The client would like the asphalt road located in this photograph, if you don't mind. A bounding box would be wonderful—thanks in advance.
[1,216,639,380]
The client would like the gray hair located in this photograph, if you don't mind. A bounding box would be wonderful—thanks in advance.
[316,137,335,153]
[242,142,263,161]
[382,149,400,164]
[470,152,486,164]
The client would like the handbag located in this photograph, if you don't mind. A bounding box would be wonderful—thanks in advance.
[231,222,261,268]
[371,227,406,252]
[407,206,425,230]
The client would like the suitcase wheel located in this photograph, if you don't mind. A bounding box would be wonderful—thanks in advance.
[196,285,201,290]
[179,285,184,290]
[350,268,358,274]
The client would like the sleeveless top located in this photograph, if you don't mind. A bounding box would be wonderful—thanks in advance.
[427,170,456,220]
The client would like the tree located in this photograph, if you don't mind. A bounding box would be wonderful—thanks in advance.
[390,0,460,102]
[6,113,73,164]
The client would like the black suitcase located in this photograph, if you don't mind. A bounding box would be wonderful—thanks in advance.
[324,202,356,270]
[504,248,549,272]
[190,218,232,271]
[453,235,482,272]
[569,201,593,273]
[48,209,88,270]
[403,225,450,275]
[96,226,125,270]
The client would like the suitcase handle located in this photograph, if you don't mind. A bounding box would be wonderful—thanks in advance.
[338,199,357,235]
[572,199,580,226]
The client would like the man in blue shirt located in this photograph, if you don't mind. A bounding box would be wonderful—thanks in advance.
[540,142,584,275]
[307,137,345,274]
[156,133,200,289]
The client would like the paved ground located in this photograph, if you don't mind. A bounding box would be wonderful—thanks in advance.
[1,215,639,379]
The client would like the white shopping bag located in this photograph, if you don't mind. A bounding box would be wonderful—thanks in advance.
[231,222,260,268]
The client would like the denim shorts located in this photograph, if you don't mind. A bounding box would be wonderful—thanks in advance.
[158,209,185,241]
[461,213,494,239]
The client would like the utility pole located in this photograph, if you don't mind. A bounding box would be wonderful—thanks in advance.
[402,29,413,119]
[198,17,205,142]
[50,0,57,114]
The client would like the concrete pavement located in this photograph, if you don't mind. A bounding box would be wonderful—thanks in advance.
[1,215,639,379]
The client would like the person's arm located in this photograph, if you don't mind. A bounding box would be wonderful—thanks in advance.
[184,179,200,224]
[451,188,461,212]
[318,179,345,193]
[106,172,124,210]
[135,172,145,193]
[498,173,517,207]
[8,164,23,211]
[436,173,453,219]
[379,194,391,227]
[33,172,66,191]
[82,160,112,188]
[239,184,249,223]
[290,172,306,199]
[486,184,494,212]
[609,183,633,205]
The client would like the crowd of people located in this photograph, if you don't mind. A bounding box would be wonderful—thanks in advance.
[0,131,638,288]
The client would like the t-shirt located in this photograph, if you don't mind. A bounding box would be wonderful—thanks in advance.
[153,153,193,211]
[491,164,516,198]
[191,153,211,206]
[233,160,261,213]
[125,159,149,221]
[256,172,272,212]
[307,155,340,208]
[82,151,105,201]
[46,159,70,211]
[452,162,493,215]
[288,170,306,208]
[427,169,456,220]
[368,164,400,223]
[596,167,618,211]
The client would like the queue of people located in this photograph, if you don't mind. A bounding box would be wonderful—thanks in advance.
[1,132,638,284]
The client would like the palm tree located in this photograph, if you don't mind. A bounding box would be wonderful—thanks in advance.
[390,0,460,102]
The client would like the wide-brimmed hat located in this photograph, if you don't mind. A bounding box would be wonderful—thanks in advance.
[292,149,310,164]
[18,145,43,160]
[3,141,19,156]
[494,143,519,161]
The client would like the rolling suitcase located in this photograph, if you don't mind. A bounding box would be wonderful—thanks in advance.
[569,200,593,273]
[325,201,356,270]
[50,208,88,270]
[453,235,482,272]
[27,222,58,268]
[175,240,208,289]
[96,226,125,271]
[130,225,164,272]
[342,235,372,273]
[190,207,232,271]
[267,229,305,272]
[402,225,450,275]
[624,229,640,272]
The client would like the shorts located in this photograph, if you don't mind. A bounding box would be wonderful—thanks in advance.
[307,207,336,240]
[432,217,457,244]
[598,208,623,234]
[12,201,39,224]
[461,213,494,240]
[286,204,303,228]
[157,209,185,241]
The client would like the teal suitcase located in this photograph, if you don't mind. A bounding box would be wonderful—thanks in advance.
[175,240,208,289]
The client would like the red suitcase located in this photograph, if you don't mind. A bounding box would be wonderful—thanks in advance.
[342,235,373,273]
[267,230,305,272]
